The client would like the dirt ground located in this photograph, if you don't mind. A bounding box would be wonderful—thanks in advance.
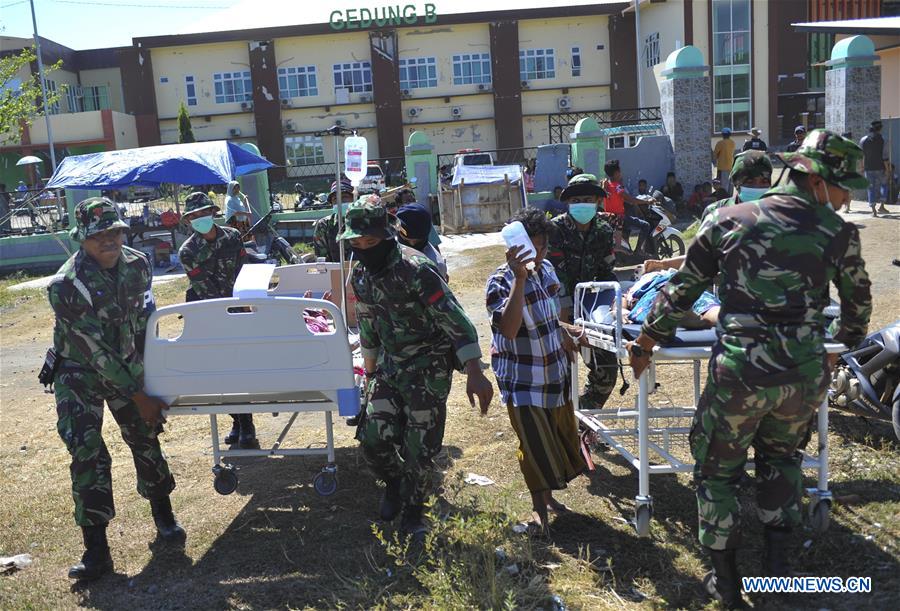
[0,206,898,609]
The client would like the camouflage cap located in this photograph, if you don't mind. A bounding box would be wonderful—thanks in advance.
[730,150,773,187]
[183,191,219,216]
[70,197,128,241]
[336,194,398,241]
[559,173,607,201]
[778,129,868,190]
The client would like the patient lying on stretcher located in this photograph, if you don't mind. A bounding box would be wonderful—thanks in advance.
[592,270,720,329]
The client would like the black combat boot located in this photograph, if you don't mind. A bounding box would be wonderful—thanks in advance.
[703,548,747,609]
[400,504,428,542]
[224,415,241,445]
[763,526,793,577]
[238,414,259,449]
[150,496,187,544]
[68,524,114,581]
[379,478,402,522]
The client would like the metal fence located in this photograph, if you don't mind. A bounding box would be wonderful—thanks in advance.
[436,147,539,172]
[548,107,663,143]
[284,156,406,184]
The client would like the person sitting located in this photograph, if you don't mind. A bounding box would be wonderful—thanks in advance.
[710,179,728,201]
[661,172,685,209]
[224,180,252,233]
[544,186,568,218]
[637,179,651,196]
[486,207,587,533]
[602,159,656,257]
[395,203,448,281]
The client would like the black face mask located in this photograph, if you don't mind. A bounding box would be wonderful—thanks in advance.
[351,238,396,274]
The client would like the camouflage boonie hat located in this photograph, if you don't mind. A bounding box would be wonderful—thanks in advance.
[183,191,219,215]
[559,173,607,201]
[336,195,398,241]
[779,129,868,190]
[70,197,128,240]
[730,150,773,187]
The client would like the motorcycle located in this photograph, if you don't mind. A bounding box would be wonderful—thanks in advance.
[269,191,284,213]
[615,200,686,262]
[241,210,300,265]
[829,319,900,442]
[293,183,329,211]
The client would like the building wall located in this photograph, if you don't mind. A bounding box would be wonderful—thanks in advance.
[396,23,491,99]
[636,0,687,107]
[274,31,372,107]
[150,41,252,119]
[158,114,257,144]
[516,16,612,93]
[50,68,80,113]
[879,47,900,119]
[407,120,497,156]
[112,111,138,149]
[79,67,126,112]
[27,110,103,144]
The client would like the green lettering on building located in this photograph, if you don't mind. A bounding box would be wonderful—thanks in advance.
[329,4,438,31]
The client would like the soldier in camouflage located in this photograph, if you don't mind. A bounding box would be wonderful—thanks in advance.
[312,177,355,262]
[645,150,774,274]
[48,198,185,582]
[178,192,257,448]
[548,173,620,408]
[338,197,494,538]
[627,130,871,608]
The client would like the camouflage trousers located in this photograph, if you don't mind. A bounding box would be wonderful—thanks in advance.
[55,367,176,527]
[356,363,453,506]
[581,348,617,409]
[690,371,827,550]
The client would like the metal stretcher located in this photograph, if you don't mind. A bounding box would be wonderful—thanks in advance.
[572,281,840,538]
[144,264,360,497]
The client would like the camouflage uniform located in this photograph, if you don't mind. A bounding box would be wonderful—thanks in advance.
[700,151,773,223]
[548,203,619,408]
[340,201,482,506]
[178,193,246,301]
[312,213,341,262]
[49,199,174,526]
[642,131,872,551]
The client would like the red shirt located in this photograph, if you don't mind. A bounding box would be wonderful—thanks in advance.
[603,180,626,217]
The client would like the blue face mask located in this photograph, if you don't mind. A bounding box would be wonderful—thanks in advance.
[333,203,347,216]
[568,203,598,224]
[190,216,215,234]
[738,186,768,202]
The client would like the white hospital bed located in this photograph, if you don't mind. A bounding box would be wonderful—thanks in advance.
[145,267,360,497]
[572,281,840,538]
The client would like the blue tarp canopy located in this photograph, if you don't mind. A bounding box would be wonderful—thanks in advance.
[45,141,274,189]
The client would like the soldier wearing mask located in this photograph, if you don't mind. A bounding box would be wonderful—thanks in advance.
[47,198,184,581]
[339,197,493,538]
[628,130,872,608]
[178,192,255,448]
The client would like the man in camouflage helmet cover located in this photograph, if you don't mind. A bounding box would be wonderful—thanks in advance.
[177,191,257,448]
[48,198,185,582]
[339,196,494,538]
[313,177,355,262]
[628,130,872,607]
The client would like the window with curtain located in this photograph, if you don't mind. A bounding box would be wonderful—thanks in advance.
[712,0,751,133]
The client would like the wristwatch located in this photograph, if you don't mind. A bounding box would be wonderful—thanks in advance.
[629,343,645,358]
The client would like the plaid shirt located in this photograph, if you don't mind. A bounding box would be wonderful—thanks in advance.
[486,259,568,409]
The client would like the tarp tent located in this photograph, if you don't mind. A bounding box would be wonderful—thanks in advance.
[45,141,274,189]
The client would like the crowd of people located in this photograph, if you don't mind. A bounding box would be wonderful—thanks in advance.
[43,129,875,610]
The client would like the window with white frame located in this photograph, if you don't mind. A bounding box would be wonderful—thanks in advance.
[399,57,437,90]
[519,48,555,81]
[82,85,110,111]
[185,76,197,106]
[66,86,83,113]
[285,135,326,166]
[571,47,582,77]
[278,65,318,99]
[452,53,491,86]
[644,32,660,68]
[333,61,372,93]
[213,71,252,104]
[712,0,751,132]
[43,79,60,114]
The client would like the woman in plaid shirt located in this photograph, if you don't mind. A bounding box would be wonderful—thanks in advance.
[486,208,587,532]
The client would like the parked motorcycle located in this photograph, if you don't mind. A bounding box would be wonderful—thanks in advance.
[241,210,299,265]
[615,201,685,262]
[293,183,328,211]
[829,319,900,442]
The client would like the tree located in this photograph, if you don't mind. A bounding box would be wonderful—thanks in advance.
[177,101,195,144]
[0,47,63,145]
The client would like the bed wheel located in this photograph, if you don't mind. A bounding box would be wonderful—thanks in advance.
[808,499,831,533]
[313,471,338,496]
[634,504,652,538]
[213,465,239,495]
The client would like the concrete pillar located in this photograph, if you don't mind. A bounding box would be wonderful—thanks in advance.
[825,35,881,142]
[404,131,437,202]
[659,46,711,195]
[569,118,605,178]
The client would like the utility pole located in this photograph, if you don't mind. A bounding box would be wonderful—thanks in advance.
[29,0,57,171]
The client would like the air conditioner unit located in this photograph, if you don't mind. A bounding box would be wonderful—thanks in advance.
[281,98,291,107]
[477,83,490,92]
[241,101,253,111]
[335,87,350,104]
[360,93,372,103]
[408,107,421,118]
[334,119,344,126]
[401,89,411,97]
[229,128,242,137]
[450,106,463,118]
[284,119,294,132]
[557,96,572,110]
[521,80,530,89]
